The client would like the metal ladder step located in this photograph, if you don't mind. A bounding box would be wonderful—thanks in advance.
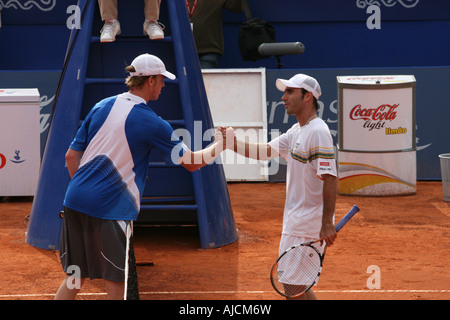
[84,77,179,85]
[140,204,198,211]
[90,35,174,43]
[141,196,195,203]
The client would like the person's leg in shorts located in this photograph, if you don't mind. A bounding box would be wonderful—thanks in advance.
[55,207,133,300]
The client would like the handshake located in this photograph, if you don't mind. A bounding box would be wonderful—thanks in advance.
[179,124,273,171]
[212,126,274,162]
[214,126,236,151]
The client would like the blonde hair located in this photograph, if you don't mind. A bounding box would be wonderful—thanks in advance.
[124,65,154,89]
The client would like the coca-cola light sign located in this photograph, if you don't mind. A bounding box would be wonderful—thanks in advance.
[337,75,416,152]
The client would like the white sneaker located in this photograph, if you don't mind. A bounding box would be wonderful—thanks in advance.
[100,20,121,42]
[143,21,165,40]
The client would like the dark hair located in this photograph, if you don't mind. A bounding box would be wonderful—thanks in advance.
[301,88,319,111]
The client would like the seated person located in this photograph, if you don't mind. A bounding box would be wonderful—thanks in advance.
[98,0,164,42]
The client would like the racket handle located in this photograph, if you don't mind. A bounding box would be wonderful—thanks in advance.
[335,205,360,232]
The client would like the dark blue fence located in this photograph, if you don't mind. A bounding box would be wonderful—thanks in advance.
[0,0,449,180]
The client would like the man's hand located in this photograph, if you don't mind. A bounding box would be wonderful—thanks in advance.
[320,222,337,246]
[65,148,84,179]
[215,126,235,150]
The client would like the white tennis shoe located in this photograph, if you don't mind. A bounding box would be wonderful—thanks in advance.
[143,21,165,40]
[100,20,121,42]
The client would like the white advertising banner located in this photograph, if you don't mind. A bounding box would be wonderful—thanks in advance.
[338,75,416,152]
[203,69,268,181]
[338,150,416,196]
[337,75,416,196]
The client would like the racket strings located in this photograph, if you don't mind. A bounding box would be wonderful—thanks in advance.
[271,244,322,297]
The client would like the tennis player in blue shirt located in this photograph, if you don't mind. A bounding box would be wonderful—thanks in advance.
[55,53,229,300]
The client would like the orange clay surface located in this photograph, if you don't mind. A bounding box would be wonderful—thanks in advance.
[0,181,449,300]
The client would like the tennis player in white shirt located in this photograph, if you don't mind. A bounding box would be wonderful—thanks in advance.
[230,74,338,300]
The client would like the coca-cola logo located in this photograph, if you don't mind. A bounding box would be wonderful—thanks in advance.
[0,153,6,170]
[350,104,399,121]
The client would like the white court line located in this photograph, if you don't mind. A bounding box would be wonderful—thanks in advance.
[1,289,449,299]
[0,292,106,299]
[140,289,450,295]
[317,290,450,293]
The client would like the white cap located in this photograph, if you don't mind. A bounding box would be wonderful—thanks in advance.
[276,74,321,100]
[129,53,176,80]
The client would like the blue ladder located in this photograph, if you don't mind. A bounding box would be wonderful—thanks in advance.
[26,0,238,250]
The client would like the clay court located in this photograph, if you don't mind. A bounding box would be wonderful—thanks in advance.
[0,181,449,301]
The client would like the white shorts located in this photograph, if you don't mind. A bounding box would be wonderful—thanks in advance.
[277,234,326,286]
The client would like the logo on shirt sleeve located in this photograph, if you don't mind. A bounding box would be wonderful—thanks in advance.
[319,161,332,171]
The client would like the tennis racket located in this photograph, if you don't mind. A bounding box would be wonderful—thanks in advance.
[270,205,360,299]
[124,222,140,300]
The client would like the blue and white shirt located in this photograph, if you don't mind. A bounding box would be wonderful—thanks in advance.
[63,92,186,221]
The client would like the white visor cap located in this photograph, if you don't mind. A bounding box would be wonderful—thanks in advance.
[129,53,176,80]
[276,74,321,100]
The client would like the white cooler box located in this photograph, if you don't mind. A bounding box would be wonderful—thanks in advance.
[0,89,41,196]
[336,76,416,196]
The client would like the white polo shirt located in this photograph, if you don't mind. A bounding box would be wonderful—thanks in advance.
[269,118,337,239]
